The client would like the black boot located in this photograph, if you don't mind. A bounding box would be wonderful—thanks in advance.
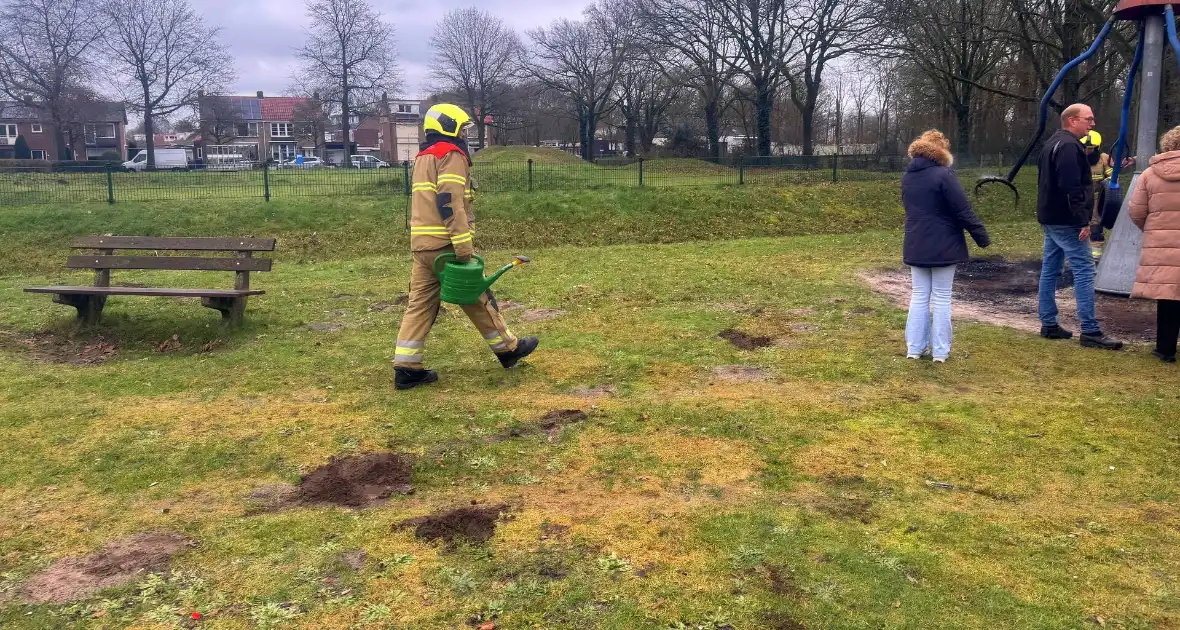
[1080,331,1124,350]
[1152,349,1177,363]
[1040,324,1074,340]
[497,337,539,369]
[395,366,439,390]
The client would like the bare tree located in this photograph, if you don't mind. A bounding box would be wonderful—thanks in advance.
[291,94,331,159]
[640,0,739,159]
[884,0,1010,155]
[294,0,401,168]
[199,94,244,146]
[710,0,793,156]
[525,1,633,161]
[616,49,680,156]
[782,0,880,155]
[100,0,233,169]
[0,0,104,160]
[430,7,523,150]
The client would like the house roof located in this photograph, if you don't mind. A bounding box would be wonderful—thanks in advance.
[0,100,125,122]
[0,102,39,120]
[260,97,310,121]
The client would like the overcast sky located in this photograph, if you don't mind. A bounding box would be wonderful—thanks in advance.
[191,0,595,100]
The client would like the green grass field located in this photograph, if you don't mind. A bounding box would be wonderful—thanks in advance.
[0,164,1176,629]
[0,146,1026,205]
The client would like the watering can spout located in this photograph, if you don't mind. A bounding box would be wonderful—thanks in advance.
[482,255,531,291]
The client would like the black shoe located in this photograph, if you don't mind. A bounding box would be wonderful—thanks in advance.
[1040,325,1074,340]
[1152,349,1177,363]
[395,367,439,390]
[497,336,539,369]
[1080,332,1124,351]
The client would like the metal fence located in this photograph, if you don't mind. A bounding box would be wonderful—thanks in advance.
[0,154,1021,205]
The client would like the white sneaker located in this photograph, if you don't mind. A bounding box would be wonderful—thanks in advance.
[906,354,921,360]
[933,357,947,363]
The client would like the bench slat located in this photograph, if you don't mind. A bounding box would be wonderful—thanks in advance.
[24,286,264,297]
[66,255,273,272]
[72,236,276,251]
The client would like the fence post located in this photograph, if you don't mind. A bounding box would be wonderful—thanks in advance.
[738,155,744,185]
[638,157,644,188]
[831,154,838,183]
[106,163,115,204]
[263,161,271,201]
[527,159,534,192]
[402,160,411,196]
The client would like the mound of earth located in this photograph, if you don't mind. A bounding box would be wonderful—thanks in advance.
[719,329,773,350]
[297,453,414,508]
[20,532,194,604]
[864,257,1155,341]
[1,331,118,365]
[400,504,507,545]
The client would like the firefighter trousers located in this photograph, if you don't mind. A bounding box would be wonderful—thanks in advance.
[394,246,518,368]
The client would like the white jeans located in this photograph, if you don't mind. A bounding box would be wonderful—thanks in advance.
[906,265,956,359]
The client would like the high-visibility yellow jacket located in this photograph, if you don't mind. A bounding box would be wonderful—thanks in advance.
[1092,152,1114,183]
[409,141,476,257]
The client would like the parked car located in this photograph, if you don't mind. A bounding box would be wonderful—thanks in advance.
[349,155,389,169]
[122,148,189,171]
[278,156,329,169]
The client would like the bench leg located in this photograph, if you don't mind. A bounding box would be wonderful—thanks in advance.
[53,294,105,324]
[201,296,247,325]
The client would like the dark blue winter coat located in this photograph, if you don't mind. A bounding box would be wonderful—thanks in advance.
[901,157,991,267]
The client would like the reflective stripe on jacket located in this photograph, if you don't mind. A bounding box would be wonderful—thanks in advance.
[410,149,476,256]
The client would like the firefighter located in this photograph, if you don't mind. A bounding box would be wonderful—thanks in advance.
[392,103,538,390]
[1082,130,1114,256]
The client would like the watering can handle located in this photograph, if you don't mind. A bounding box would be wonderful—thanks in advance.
[433,252,485,277]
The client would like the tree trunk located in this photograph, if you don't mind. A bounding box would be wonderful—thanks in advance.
[341,68,351,168]
[756,82,773,156]
[578,108,591,161]
[705,99,720,160]
[624,117,636,157]
[955,104,971,156]
[801,106,815,156]
[51,110,71,161]
[144,107,156,170]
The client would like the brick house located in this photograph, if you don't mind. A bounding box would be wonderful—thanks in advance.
[198,91,320,163]
[0,100,127,161]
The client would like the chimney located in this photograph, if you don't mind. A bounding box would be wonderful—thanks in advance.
[313,91,320,100]
[256,91,264,99]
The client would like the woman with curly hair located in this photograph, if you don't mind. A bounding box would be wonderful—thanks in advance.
[1129,125,1180,363]
[901,130,991,362]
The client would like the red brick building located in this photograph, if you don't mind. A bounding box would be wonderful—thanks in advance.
[0,101,128,161]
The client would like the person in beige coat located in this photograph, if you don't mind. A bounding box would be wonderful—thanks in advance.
[1129,125,1180,363]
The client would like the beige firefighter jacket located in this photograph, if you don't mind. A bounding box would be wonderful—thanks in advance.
[409,149,477,258]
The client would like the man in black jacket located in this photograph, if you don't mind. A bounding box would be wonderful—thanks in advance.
[1036,103,1123,350]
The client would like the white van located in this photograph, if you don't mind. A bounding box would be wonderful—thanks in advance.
[349,154,390,169]
[123,148,189,171]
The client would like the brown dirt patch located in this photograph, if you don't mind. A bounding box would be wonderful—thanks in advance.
[711,365,771,383]
[339,550,368,570]
[520,308,567,323]
[20,532,194,604]
[863,257,1156,341]
[296,453,414,508]
[719,329,773,350]
[1,330,118,365]
[399,504,507,545]
[492,409,588,442]
[571,384,617,398]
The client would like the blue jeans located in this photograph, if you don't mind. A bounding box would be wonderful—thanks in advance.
[906,265,956,359]
[1039,225,1099,334]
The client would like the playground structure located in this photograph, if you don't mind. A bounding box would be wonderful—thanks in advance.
[976,1,1180,295]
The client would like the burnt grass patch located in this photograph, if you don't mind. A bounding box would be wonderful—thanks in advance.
[399,504,508,545]
[868,257,1157,341]
[20,532,194,604]
[719,329,773,350]
[493,409,588,442]
[296,452,414,508]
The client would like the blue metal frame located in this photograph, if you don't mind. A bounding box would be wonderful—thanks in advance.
[1167,6,1180,72]
[976,18,1117,200]
[1108,21,1146,192]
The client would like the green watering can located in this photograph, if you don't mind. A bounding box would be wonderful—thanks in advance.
[433,253,531,305]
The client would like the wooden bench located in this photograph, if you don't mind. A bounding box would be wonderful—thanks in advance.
[25,236,276,325]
